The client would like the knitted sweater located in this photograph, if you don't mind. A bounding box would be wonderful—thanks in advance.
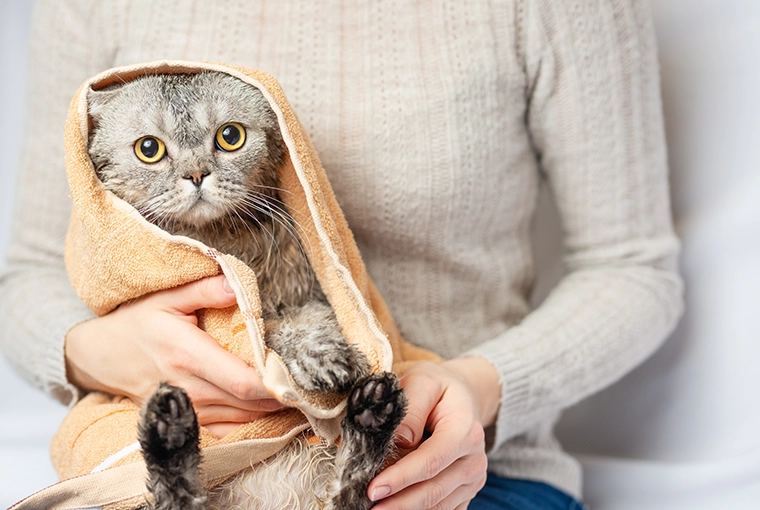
[0,0,683,498]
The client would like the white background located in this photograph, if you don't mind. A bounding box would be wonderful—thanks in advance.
[0,1,71,506]
[1,1,759,508]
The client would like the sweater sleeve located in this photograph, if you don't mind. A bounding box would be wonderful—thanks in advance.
[0,0,112,405]
[466,0,684,449]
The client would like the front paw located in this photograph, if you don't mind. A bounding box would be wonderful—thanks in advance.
[288,332,370,393]
[266,300,371,393]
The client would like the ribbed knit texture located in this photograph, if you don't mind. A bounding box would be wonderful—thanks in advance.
[0,0,683,498]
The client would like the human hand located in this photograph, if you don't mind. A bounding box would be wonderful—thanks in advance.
[368,358,500,509]
[64,274,283,436]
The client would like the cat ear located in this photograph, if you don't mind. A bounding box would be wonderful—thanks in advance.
[87,87,121,126]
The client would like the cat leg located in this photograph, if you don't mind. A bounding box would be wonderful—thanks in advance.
[266,300,370,393]
[138,383,207,510]
[329,373,407,510]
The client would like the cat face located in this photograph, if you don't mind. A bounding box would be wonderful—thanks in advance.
[87,72,284,229]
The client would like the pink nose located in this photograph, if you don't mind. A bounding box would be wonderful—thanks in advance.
[184,171,210,186]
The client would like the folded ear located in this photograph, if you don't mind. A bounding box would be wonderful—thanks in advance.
[87,87,122,127]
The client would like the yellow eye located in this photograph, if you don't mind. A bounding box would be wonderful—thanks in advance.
[215,122,246,152]
[134,136,166,163]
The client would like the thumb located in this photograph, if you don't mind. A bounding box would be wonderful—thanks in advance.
[157,275,238,314]
[396,365,444,448]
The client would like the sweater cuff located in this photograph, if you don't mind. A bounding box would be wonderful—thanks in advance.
[465,339,541,451]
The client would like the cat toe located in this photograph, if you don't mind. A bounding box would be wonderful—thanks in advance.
[319,355,370,393]
[291,340,370,393]
[346,373,406,434]
[139,383,199,459]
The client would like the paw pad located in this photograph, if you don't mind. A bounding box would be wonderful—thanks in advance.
[139,383,198,456]
[347,373,406,432]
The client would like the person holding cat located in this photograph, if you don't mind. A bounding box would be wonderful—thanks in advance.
[0,1,682,509]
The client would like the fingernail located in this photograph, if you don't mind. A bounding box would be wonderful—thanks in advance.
[370,485,391,502]
[396,425,413,445]
[222,277,234,295]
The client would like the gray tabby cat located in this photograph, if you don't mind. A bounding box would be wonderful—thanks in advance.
[87,72,406,510]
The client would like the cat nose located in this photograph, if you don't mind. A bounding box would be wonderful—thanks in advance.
[184,170,210,187]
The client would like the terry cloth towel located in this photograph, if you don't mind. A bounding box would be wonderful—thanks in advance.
[11,61,439,510]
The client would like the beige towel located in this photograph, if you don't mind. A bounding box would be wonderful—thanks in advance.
[28,61,439,510]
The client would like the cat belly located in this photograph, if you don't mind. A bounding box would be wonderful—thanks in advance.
[139,376,405,510]
[208,439,338,510]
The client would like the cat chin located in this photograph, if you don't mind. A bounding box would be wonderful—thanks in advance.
[173,199,227,228]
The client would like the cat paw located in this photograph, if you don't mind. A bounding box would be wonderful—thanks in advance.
[346,373,407,436]
[291,337,371,393]
[267,301,371,394]
[330,374,407,510]
[138,383,200,463]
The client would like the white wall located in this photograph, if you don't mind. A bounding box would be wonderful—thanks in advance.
[0,2,69,507]
[557,1,760,508]
[0,1,33,254]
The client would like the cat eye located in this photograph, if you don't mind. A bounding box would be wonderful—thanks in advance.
[215,122,246,152]
[134,136,166,163]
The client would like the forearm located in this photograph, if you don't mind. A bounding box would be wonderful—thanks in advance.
[467,258,683,447]
[0,265,94,405]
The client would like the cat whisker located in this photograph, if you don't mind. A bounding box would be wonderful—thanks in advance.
[239,194,300,239]
[246,190,317,247]
[239,194,312,265]
[237,204,280,255]
[244,188,301,222]
[227,207,263,253]
[250,183,294,197]
[136,205,170,232]
[236,201,294,262]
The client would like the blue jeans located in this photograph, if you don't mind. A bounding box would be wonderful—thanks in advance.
[469,474,585,510]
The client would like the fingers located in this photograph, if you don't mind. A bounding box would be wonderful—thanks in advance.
[180,374,282,413]
[145,331,285,430]
[372,456,487,510]
[133,281,284,414]
[167,326,275,402]
[205,422,248,438]
[150,274,237,315]
[394,363,444,448]
[369,362,488,510]
[371,415,485,503]
[65,273,284,434]
[194,404,275,425]
[151,324,286,415]
[146,274,274,402]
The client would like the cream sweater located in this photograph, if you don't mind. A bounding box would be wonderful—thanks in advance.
[0,0,682,498]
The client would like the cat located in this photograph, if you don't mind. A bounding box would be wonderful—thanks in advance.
[87,71,406,510]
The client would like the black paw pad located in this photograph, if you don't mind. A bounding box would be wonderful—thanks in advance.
[139,383,199,462]
[346,373,406,434]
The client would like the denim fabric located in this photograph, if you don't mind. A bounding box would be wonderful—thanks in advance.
[469,473,585,510]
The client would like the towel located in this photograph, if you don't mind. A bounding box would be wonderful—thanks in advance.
[21,61,439,510]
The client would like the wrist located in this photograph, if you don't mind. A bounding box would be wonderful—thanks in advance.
[64,319,104,394]
[443,356,501,428]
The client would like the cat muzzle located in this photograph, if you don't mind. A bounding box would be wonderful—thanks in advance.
[184,170,210,186]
